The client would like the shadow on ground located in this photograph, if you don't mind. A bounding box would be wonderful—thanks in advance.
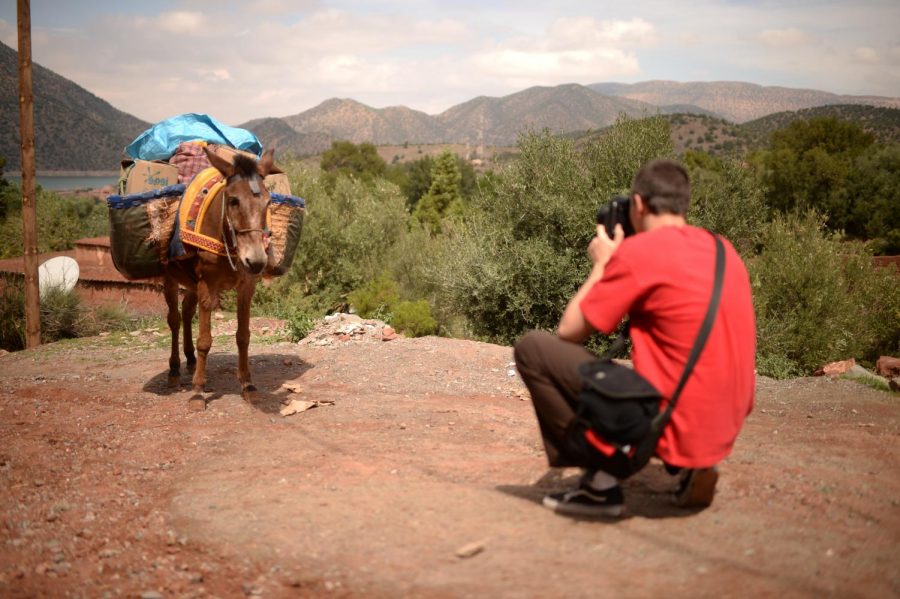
[142,352,313,414]
[496,463,703,520]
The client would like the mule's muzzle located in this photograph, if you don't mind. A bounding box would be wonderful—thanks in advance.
[243,254,268,275]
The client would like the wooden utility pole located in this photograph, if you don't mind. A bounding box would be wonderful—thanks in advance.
[17,0,40,348]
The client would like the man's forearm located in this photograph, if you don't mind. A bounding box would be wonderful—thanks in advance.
[557,262,605,343]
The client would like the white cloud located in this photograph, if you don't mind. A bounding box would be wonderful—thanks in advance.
[547,17,657,49]
[468,17,651,90]
[474,47,639,83]
[199,68,232,82]
[154,11,205,35]
[854,47,879,64]
[758,27,812,48]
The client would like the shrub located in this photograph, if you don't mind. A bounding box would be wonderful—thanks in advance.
[347,273,399,319]
[686,153,768,256]
[391,300,438,337]
[40,287,83,341]
[0,279,25,350]
[278,164,410,313]
[428,116,674,344]
[750,210,900,377]
[0,187,108,259]
[286,312,316,342]
[0,280,131,351]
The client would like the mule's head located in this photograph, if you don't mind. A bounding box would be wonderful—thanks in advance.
[205,146,276,275]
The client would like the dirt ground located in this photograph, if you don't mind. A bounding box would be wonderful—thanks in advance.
[0,314,898,599]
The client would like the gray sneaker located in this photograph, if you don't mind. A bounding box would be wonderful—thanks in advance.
[542,484,625,517]
[674,467,719,508]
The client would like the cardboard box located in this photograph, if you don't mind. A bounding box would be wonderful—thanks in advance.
[263,173,291,195]
[122,160,180,195]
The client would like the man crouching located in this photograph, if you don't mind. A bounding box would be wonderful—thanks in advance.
[514,159,756,517]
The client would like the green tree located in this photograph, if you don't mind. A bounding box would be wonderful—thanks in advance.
[414,150,464,234]
[0,188,107,259]
[400,154,433,210]
[685,150,768,256]
[755,117,875,229]
[320,141,386,188]
[838,144,900,254]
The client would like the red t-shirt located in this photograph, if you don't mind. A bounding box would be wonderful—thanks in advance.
[580,225,756,468]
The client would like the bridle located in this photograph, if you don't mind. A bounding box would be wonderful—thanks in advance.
[220,172,271,271]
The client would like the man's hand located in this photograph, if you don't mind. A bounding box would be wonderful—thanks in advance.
[588,223,625,269]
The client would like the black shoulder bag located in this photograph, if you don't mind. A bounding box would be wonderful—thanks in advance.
[570,232,726,479]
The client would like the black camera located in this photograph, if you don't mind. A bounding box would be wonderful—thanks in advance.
[596,195,635,238]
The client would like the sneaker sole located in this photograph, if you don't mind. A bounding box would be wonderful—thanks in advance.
[675,467,719,508]
[542,495,626,518]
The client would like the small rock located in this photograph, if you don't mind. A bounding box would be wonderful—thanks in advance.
[140,592,164,599]
[814,358,855,377]
[214,312,225,320]
[455,539,487,559]
[382,326,397,341]
[875,355,900,377]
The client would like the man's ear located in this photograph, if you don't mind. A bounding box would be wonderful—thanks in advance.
[631,193,644,215]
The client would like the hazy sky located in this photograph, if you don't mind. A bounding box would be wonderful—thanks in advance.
[1,0,898,125]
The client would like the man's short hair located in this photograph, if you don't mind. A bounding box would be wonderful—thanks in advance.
[630,159,691,215]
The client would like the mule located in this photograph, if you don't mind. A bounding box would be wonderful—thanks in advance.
[163,146,275,410]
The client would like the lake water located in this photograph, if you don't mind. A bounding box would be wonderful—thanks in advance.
[5,175,118,191]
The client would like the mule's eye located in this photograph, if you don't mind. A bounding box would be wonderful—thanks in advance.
[228,197,240,208]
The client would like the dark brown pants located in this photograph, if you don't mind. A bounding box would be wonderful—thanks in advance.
[513,330,597,468]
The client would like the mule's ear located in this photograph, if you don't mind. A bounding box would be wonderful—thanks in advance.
[204,145,235,177]
[257,147,275,177]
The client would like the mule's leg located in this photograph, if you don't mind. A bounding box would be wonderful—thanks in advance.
[236,278,257,402]
[189,281,214,411]
[181,289,198,373]
[164,276,181,387]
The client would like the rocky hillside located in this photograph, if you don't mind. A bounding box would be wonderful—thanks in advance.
[0,41,149,172]
[590,80,900,123]
[281,98,446,148]
[434,83,656,146]
[741,104,900,147]
[247,84,661,155]
[4,37,899,171]
[238,116,333,158]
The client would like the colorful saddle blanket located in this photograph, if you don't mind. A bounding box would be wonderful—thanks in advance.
[177,167,229,256]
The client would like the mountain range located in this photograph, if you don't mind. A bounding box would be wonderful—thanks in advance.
[1,40,898,172]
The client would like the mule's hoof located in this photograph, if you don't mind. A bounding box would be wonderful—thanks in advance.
[188,396,206,411]
[241,384,257,402]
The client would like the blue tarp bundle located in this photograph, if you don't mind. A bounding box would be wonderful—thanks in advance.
[270,193,306,208]
[124,113,263,161]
